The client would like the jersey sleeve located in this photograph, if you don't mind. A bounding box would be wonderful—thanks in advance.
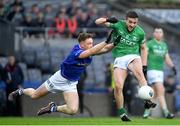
[74,49,84,58]
[146,40,151,51]
[109,22,119,30]
[139,32,146,44]
[165,42,169,54]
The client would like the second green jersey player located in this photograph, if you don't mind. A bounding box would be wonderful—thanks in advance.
[143,28,177,119]
[147,38,168,71]
[95,11,156,121]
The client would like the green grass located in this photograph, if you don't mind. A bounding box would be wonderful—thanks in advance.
[0,117,180,125]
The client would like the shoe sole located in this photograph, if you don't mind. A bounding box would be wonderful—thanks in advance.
[37,102,55,116]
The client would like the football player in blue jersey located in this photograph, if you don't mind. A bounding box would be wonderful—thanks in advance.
[8,32,115,115]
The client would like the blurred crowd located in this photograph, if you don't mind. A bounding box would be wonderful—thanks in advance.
[0,0,112,37]
[0,55,24,116]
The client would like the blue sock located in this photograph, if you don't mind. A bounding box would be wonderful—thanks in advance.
[50,105,57,112]
[18,89,24,95]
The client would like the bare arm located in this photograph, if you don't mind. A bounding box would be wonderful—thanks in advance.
[79,42,107,58]
[95,43,114,55]
[165,53,178,76]
[165,53,174,67]
[141,43,148,66]
[95,18,111,27]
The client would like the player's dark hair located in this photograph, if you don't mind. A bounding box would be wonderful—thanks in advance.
[126,11,138,19]
[77,33,93,43]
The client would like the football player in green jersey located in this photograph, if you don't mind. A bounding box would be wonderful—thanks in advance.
[95,11,156,121]
[143,28,176,119]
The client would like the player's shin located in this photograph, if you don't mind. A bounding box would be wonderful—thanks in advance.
[57,104,78,115]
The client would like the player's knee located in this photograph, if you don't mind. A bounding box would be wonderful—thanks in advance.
[157,87,165,96]
[69,106,78,114]
[114,80,123,89]
[115,85,123,93]
[31,93,40,99]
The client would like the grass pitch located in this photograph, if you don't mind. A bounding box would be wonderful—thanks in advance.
[0,117,180,125]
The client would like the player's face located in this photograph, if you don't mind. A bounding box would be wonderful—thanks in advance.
[83,38,93,50]
[126,17,138,32]
[154,29,163,41]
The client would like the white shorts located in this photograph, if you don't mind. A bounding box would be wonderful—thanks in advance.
[147,70,164,85]
[43,70,78,93]
[113,54,140,69]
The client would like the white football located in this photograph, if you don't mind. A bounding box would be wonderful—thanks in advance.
[138,86,154,100]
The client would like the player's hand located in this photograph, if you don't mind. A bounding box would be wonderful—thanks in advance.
[106,17,118,23]
[143,66,147,79]
[113,35,121,46]
[171,66,177,76]
[105,30,113,43]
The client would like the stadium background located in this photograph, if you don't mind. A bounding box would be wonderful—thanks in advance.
[0,0,180,122]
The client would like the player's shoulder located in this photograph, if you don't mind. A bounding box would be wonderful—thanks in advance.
[147,39,154,43]
[146,39,154,46]
[119,19,125,23]
[162,41,168,47]
[136,25,145,35]
[71,44,83,55]
[118,20,126,25]
[111,20,124,26]
[73,44,82,51]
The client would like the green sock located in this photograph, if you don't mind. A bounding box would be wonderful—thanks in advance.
[163,109,169,117]
[118,108,126,117]
[143,109,150,117]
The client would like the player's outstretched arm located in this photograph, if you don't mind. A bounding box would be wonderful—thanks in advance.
[95,43,114,55]
[165,53,177,75]
[79,32,112,58]
[78,41,107,58]
[95,18,109,26]
[95,17,118,27]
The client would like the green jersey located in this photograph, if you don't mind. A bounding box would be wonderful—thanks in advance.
[147,39,168,71]
[109,20,145,58]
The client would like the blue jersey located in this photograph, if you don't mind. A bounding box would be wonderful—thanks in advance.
[60,44,92,81]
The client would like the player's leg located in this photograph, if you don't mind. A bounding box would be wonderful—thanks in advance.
[128,58,156,109]
[128,58,147,86]
[8,71,64,101]
[8,84,49,101]
[153,82,174,118]
[57,91,79,114]
[113,68,131,121]
[37,91,79,115]
[37,70,79,115]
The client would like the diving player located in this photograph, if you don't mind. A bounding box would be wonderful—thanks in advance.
[8,32,114,116]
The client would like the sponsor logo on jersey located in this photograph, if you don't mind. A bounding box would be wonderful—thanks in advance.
[76,63,89,67]
[153,45,166,56]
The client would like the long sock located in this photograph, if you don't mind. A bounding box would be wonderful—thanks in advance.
[163,108,169,117]
[118,108,126,118]
[143,109,150,117]
[18,89,24,95]
[51,105,57,112]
